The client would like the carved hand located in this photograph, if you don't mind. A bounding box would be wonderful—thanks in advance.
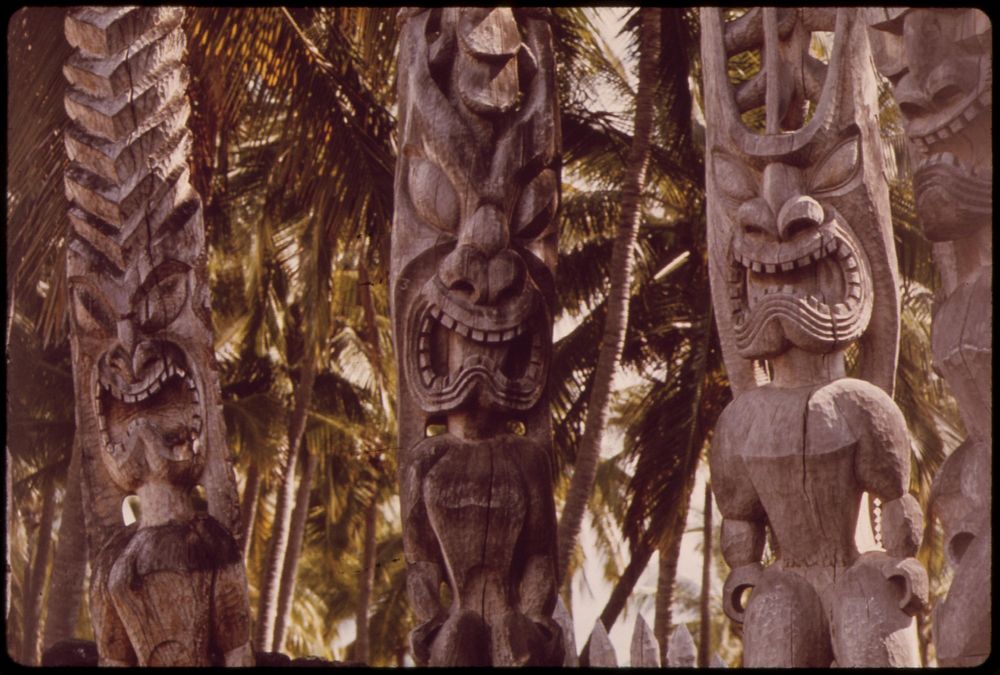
[882,556,929,615]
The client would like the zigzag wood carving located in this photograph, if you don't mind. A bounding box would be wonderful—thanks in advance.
[63,7,251,666]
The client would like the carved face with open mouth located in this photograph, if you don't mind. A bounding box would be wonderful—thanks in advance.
[405,273,549,414]
[712,135,875,359]
[94,341,206,490]
[729,214,873,358]
[71,258,207,492]
[869,8,992,239]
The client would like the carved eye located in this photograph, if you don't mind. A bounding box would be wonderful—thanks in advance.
[810,136,860,194]
[70,284,115,335]
[712,153,758,203]
[408,157,460,233]
[135,267,189,333]
[513,169,558,239]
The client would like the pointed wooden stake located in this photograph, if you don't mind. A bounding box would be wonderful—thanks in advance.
[553,596,579,667]
[630,614,659,667]
[711,652,728,668]
[586,619,618,667]
[667,624,696,667]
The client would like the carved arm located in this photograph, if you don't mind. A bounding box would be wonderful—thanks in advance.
[841,382,928,611]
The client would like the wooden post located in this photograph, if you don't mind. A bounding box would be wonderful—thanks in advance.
[63,7,251,666]
[701,8,926,667]
[392,8,563,666]
[868,9,992,667]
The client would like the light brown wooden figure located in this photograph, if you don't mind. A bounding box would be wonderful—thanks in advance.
[392,8,563,666]
[63,7,252,666]
[868,8,992,667]
[701,8,926,667]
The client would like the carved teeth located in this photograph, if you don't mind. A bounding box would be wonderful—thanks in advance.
[113,443,123,455]
[454,323,470,337]
[764,263,776,273]
[192,438,201,455]
[186,377,196,390]
[429,305,442,319]
[825,238,838,253]
[797,255,812,268]
[418,352,430,368]
[780,261,795,272]
[838,242,851,259]
[440,314,455,329]
[124,393,137,403]
[471,329,484,342]
[844,255,857,270]
[192,415,202,433]
[501,329,516,341]
[751,261,762,272]
[849,286,862,299]
[486,331,501,343]
[949,118,964,134]
[101,432,111,446]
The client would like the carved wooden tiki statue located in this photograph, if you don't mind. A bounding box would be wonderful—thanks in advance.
[868,8,992,666]
[63,7,252,666]
[392,7,563,667]
[701,8,928,666]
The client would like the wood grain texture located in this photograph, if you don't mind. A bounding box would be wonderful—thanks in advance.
[868,9,992,667]
[702,8,925,667]
[63,7,250,666]
[392,8,562,666]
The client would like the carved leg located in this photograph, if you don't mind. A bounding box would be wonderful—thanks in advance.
[831,552,918,667]
[429,609,490,667]
[490,609,561,666]
[933,527,991,667]
[742,567,831,667]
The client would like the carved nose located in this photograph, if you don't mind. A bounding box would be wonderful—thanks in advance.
[776,196,824,241]
[437,204,525,305]
[438,247,526,305]
[106,330,163,382]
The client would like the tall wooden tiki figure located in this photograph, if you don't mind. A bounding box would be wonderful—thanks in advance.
[701,9,928,666]
[867,9,992,666]
[392,8,564,667]
[63,7,252,666]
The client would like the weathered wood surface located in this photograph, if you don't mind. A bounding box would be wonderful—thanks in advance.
[701,8,926,667]
[630,614,659,667]
[667,623,695,668]
[868,8,992,667]
[585,620,617,667]
[63,6,251,666]
[552,596,579,667]
[392,7,562,666]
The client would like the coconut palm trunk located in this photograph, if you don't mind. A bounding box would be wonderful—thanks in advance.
[556,7,662,582]
[239,462,261,560]
[271,443,318,651]
[654,531,682,665]
[42,438,88,651]
[255,355,316,651]
[698,485,712,667]
[21,473,57,664]
[354,493,379,663]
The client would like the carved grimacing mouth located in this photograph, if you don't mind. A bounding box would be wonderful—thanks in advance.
[909,86,991,152]
[407,281,547,412]
[728,220,872,352]
[93,347,205,468]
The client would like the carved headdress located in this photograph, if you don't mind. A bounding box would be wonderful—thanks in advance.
[701,8,898,396]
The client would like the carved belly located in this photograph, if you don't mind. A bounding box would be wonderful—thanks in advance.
[423,438,528,600]
[108,560,213,665]
[931,267,992,441]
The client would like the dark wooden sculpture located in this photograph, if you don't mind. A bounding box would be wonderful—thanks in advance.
[868,8,991,667]
[701,8,927,666]
[391,7,563,666]
[63,7,252,666]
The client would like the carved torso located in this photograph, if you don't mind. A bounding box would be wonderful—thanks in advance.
[91,515,248,666]
[713,380,907,590]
